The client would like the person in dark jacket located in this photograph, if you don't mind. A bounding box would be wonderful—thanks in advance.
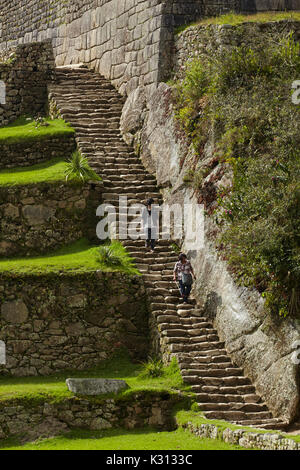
[142,198,159,252]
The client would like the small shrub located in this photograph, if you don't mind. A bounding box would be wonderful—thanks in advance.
[139,357,164,378]
[98,243,124,268]
[65,150,99,183]
[34,116,49,128]
[170,242,181,254]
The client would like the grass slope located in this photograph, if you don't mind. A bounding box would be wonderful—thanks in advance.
[0,158,68,185]
[0,352,188,404]
[0,239,139,275]
[176,11,300,33]
[0,117,74,144]
[0,427,245,450]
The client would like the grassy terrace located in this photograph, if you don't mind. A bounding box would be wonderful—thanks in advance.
[0,117,74,145]
[0,354,245,451]
[0,239,139,275]
[176,11,300,33]
[0,353,188,403]
[0,157,69,185]
[0,428,245,451]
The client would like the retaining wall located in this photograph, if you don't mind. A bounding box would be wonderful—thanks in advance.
[0,41,55,126]
[0,133,76,168]
[0,181,102,257]
[0,391,179,440]
[2,1,297,96]
[0,272,149,376]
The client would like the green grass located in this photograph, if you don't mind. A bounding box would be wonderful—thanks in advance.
[0,158,69,185]
[0,116,75,145]
[0,427,245,450]
[176,11,300,33]
[0,239,139,275]
[0,353,188,404]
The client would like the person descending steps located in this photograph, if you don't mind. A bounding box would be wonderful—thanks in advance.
[48,65,288,430]
[173,253,196,304]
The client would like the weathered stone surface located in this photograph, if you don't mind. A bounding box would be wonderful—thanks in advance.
[0,272,149,376]
[66,378,129,395]
[0,41,55,127]
[0,392,179,441]
[185,421,300,451]
[1,300,28,324]
[120,85,146,147]
[119,23,300,422]
[0,134,75,169]
[22,205,55,226]
[0,182,102,257]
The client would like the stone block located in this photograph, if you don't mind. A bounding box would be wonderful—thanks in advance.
[1,300,28,324]
[66,378,129,396]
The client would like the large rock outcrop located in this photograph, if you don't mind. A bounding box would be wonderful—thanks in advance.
[120,82,300,423]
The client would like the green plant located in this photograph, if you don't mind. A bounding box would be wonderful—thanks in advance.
[170,242,181,254]
[65,150,99,182]
[98,243,124,267]
[34,116,49,128]
[173,30,300,317]
[139,357,164,378]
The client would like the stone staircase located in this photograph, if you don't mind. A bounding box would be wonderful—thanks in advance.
[48,66,288,431]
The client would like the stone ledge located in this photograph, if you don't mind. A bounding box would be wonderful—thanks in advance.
[183,422,300,451]
[0,392,180,441]
[66,378,129,395]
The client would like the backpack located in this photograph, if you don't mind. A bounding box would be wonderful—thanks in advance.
[182,272,193,286]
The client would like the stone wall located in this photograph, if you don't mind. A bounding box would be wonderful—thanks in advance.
[173,20,300,80]
[0,134,76,169]
[0,391,179,440]
[0,181,102,257]
[0,272,149,376]
[2,1,297,96]
[183,421,300,450]
[0,41,55,126]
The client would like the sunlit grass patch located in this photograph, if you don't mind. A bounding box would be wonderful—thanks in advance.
[0,239,138,275]
[0,116,75,145]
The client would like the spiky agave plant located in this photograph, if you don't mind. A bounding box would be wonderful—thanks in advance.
[139,357,164,378]
[98,244,123,267]
[65,150,96,182]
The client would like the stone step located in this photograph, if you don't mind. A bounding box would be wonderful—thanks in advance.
[53,67,276,430]
[183,370,246,382]
[195,393,261,404]
[200,385,256,395]
[192,375,251,387]
[182,367,243,377]
[197,403,268,412]
[237,419,288,430]
[170,342,225,353]
[203,410,272,421]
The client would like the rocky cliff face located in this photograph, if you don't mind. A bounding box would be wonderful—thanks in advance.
[121,81,300,423]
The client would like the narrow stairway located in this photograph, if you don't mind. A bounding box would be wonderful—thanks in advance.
[48,66,288,430]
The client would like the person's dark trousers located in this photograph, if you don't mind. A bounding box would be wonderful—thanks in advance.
[146,228,156,250]
[178,280,192,302]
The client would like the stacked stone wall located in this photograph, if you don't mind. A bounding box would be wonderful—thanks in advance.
[0,272,149,376]
[4,0,297,95]
[0,392,179,440]
[0,41,55,126]
[0,181,102,257]
[0,133,76,168]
